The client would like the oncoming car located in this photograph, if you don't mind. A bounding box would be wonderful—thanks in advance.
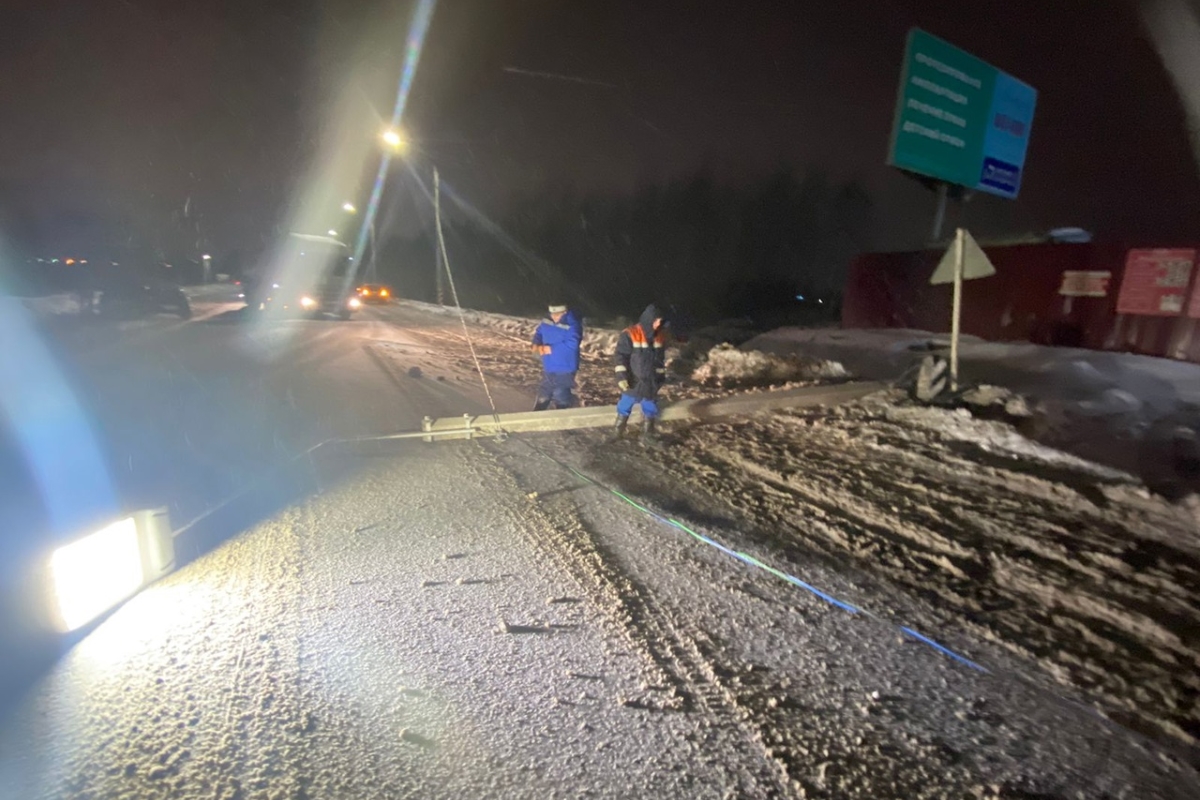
[356,284,393,304]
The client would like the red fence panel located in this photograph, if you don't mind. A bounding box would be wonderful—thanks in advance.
[842,240,1200,363]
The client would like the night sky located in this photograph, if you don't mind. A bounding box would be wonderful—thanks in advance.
[2,0,1197,261]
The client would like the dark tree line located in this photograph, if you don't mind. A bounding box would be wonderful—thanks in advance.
[381,167,873,326]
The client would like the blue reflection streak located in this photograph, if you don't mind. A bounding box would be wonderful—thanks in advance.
[0,301,118,536]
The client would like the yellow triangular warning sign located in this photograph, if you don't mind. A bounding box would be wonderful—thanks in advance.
[930,229,996,285]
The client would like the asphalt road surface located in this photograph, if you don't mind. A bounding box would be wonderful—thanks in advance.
[2,295,1198,799]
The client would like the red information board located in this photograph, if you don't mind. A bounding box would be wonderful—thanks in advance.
[1116,249,1196,316]
[1058,271,1111,297]
[1188,270,1200,319]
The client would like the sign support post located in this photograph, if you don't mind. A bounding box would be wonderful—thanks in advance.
[929,227,995,393]
[930,183,949,242]
[949,227,964,390]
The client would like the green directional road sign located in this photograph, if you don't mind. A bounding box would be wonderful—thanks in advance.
[887,28,1037,199]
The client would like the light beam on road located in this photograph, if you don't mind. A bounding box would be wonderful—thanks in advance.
[0,298,118,536]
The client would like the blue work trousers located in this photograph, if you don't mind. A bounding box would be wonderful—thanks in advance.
[535,372,576,409]
[617,393,659,419]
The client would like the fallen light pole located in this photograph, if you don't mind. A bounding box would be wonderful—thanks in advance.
[416,381,888,443]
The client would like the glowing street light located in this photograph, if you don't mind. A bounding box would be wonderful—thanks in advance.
[327,229,339,237]
[381,128,409,153]
[342,202,357,213]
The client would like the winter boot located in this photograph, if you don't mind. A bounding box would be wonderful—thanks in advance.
[641,416,661,447]
[611,414,630,441]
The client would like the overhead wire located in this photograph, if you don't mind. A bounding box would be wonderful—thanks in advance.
[433,168,505,433]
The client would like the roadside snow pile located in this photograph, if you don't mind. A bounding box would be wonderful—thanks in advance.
[395,298,623,355]
[885,403,1133,481]
[22,293,83,316]
[691,343,847,387]
[747,326,1200,494]
[959,383,1034,420]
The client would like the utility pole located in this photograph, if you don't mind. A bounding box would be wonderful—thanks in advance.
[434,167,445,306]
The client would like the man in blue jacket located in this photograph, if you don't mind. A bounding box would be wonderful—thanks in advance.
[531,303,583,410]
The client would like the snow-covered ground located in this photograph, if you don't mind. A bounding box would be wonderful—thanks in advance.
[377,302,1200,758]
[748,328,1200,495]
[5,300,1200,798]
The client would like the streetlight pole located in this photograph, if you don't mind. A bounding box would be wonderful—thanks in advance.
[380,127,447,304]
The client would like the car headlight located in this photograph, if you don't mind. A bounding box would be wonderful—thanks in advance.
[348,297,362,309]
[300,296,316,309]
[380,288,389,297]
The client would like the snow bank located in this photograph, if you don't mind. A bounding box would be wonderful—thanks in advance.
[746,327,1200,493]
[691,343,847,387]
[395,298,624,356]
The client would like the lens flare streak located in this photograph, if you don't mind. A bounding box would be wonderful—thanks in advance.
[352,0,438,273]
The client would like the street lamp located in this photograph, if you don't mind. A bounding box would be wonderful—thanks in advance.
[381,128,409,153]
[342,202,357,214]
[327,229,339,237]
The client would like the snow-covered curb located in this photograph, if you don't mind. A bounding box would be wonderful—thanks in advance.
[20,293,84,316]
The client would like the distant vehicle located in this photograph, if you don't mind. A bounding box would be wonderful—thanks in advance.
[248,234,361,320]
[89,272,191,320]
[356,284,393,304]
[258,281,361,320]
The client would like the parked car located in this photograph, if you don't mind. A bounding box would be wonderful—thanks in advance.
[90,273,191,320]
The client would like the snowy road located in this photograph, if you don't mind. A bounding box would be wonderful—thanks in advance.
[2,300,1199,798]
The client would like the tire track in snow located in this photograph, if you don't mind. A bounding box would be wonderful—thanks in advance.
[478,439,794,798]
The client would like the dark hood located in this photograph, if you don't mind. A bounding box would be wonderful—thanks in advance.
[639,304,662,336]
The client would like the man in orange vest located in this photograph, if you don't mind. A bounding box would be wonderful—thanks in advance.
[613,303,667,443]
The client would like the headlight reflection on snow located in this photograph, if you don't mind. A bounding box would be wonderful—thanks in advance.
[74,579,216,669]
